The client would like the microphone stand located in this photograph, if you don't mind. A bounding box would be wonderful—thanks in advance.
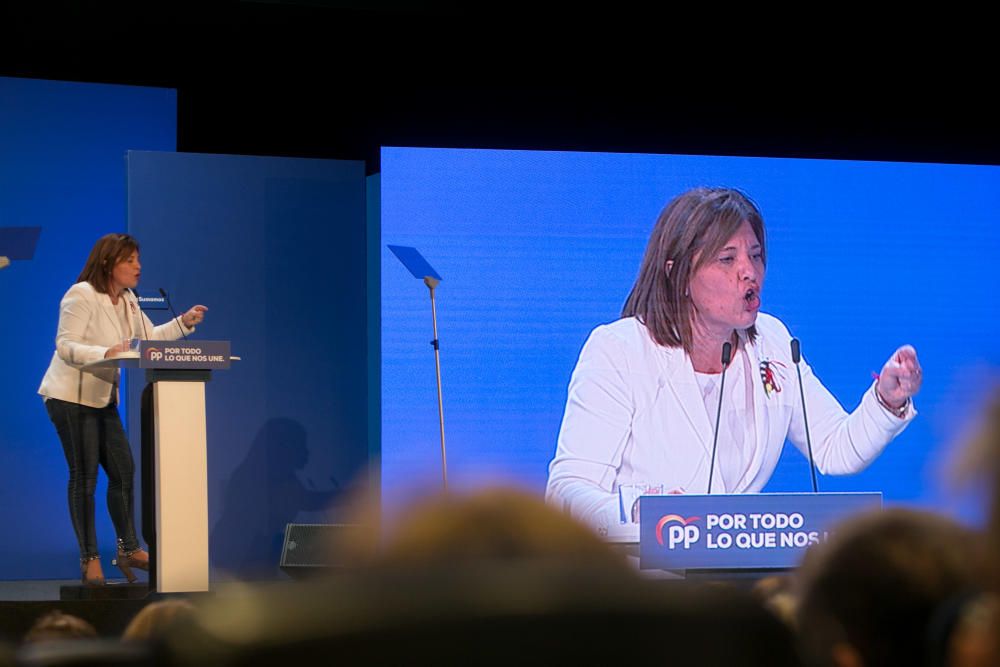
[424,276,448,490]
[159,288,188,340]
[791,338,819,493]
[707,341,732,494]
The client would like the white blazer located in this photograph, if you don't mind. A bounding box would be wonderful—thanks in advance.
[38,282,194,408]
[545,314,915,533]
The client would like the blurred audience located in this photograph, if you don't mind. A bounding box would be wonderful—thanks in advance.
[23,610,97,643]
[159,487,797,666]
[752,574,797,628]
[122,599,196,642]
[938,592,996,667]
[949,385,1000,666]
[794,508,986,667]
[376,487,632,571]
[0,642,12,667]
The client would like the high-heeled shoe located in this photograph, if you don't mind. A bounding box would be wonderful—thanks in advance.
[81,556,105,587]
[113,545,149,583]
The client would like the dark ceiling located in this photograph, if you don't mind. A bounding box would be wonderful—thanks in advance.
[3,3,996,171]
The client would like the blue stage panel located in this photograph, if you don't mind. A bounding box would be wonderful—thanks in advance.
[126,151,368,578]
[0,77,175,580]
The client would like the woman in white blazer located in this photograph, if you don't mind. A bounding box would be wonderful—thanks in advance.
[38,233,207,586]
[545,188,922,536]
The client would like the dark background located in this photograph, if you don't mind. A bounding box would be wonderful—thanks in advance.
[4,2,996,171]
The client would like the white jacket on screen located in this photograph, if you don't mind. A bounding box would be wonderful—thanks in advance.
[545,313,915,534]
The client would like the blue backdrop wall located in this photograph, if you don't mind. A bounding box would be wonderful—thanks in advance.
[380,148,1000,524]
[0,77,176,579]
[126,151,369,579]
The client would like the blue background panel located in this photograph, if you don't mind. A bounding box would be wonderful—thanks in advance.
[0,76,176,579]
[126,151,369,578]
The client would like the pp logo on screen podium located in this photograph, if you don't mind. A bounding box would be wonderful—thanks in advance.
[146,348,164,362]
[641,494,879,569]
[655,514,701,549]
[655,511,820,551]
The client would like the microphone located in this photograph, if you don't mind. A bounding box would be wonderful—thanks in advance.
[791,338,819,493]
[127,289,151,340]
[707,340,732,494]
[159,288,189,340]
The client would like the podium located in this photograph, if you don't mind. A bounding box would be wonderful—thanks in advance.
[84,340,232,593]
[633,492,882,575]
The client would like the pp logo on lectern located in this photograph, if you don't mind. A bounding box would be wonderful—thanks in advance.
[146,348,163,362]
[655,514,701,549]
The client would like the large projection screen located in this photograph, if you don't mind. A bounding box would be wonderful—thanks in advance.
[380,148,1000,524]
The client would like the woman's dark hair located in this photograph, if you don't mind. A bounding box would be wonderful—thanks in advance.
[622,187,766,352]
[77,233,139,294]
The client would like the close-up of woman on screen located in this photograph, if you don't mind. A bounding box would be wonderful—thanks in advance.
[545,187,923,534]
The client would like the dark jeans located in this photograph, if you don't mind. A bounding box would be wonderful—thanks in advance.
[45,398,141,560]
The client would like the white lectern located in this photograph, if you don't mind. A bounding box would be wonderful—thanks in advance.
[84,340,231,593]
